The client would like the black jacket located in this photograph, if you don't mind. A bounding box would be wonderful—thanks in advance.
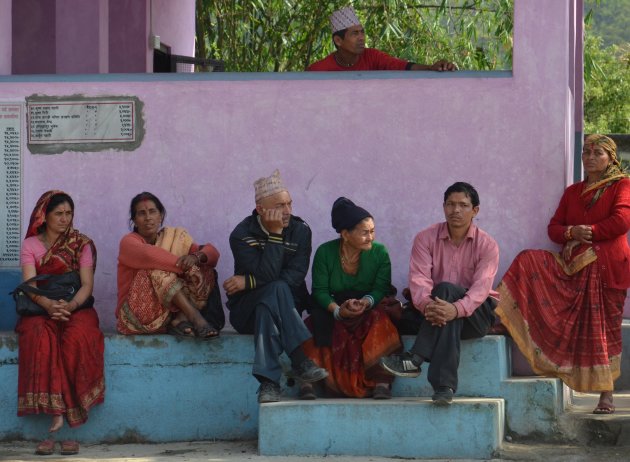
[227,211,312,312]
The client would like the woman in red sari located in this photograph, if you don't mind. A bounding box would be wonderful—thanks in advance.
[496,135,630,414]
[16,191,104,455]
[116,192,222,338]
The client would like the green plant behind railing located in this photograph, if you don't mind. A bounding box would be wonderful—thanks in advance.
[195,0,513,72]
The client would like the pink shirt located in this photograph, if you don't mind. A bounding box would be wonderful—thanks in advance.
[21,236,93,267]
[408,222,499,318]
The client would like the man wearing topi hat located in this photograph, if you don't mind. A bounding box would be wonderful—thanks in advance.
[308,6,457,72]
[224,169,328,403]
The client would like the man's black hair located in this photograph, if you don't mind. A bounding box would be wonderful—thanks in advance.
[332,28,347,49]
[443,182,480,208]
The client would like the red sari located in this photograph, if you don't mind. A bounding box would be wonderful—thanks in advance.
[16,191,105,427]
[304,303,401,397]
[496,178,630,392]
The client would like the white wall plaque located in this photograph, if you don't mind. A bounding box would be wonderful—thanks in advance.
[28,100,135,144]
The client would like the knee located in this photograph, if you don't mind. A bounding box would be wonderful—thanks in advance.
[264,280,291,293]
[432,282,465,301]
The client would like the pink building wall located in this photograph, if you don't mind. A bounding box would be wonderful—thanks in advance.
[1,1,613,331]
[0,0,11,75]
[56,0,101,74]
[11,0,56,74]
[6,0,193,74]
[152,0,195,57]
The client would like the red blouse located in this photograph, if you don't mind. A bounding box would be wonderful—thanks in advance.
[116,232,220,315]
[548,178,630,289]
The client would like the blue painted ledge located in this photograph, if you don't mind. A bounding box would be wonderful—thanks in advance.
[0,332,260,443]
[0,332,564,444]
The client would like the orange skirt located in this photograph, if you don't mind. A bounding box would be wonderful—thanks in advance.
[304,306,401,397]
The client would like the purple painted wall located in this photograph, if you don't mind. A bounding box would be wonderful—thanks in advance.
[108,0,148,73]
[11,0,56,74]
[152,0,195,58]
[2,1,619,331]
[56,0,101,74]
[0,0,11,75]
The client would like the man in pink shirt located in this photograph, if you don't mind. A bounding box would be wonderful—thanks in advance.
[380,182,499,405]
[307,6,456,72]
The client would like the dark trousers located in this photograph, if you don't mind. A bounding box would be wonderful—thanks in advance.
[409,282,496,393]
[228,280,311,383]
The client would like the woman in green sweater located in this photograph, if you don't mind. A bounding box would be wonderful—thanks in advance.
[302,197,402,399]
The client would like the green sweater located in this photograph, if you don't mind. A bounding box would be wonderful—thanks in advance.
[311,239,392,310]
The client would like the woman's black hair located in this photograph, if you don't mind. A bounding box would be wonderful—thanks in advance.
[38,193,74,234]
[129,192,166,231]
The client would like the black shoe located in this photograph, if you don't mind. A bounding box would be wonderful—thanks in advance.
[287,359,328,383]
[298,382,316,400]
[372,384,392,400]
[432,386,454,406]
[379,352,421,378]
[257,381,282,403]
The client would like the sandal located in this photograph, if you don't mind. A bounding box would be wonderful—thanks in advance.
[194,324,220,341]
[593,402,615,414]
[35,439,55,455]
[167,321,195,338]
[60,440,80,455]
[593,393,615,414]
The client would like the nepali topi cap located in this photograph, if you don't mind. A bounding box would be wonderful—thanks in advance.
[254,169,288,202]
[330,6,361,34]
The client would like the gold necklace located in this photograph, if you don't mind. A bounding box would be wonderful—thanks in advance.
[334,52,355,68]
[340,242,360,274]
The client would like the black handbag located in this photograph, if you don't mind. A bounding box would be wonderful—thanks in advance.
[10,272,93,317]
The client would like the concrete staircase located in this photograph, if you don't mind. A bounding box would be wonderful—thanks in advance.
[558,392,630,446]
[258,335,564,458]
[1,322,629,458]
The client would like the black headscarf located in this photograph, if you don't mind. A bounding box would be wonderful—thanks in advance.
[331,197,372,233]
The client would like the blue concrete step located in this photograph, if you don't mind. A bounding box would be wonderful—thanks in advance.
[0,331,562,443]
[0,333,260,443]
[258,397,504,459]
[617,320,630,390]
[394,334,509,397]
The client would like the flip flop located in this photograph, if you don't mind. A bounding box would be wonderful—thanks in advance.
[60,440,79,455]
[593,403,615,414]
[167,321,195,338]
[194,324,220,341]
[35,439,55,455]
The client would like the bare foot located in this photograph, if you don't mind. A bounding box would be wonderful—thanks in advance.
[49,414,63,433]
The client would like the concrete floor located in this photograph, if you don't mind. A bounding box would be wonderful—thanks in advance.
[1,439,629,462]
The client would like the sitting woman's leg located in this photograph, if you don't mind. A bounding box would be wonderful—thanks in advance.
[171,290,218,338]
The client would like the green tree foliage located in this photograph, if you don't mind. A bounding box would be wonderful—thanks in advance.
[195,0,513,72]
[583,5,630,134]
[584,0,630,48]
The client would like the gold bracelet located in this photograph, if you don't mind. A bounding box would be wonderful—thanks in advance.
[564,226,573,241]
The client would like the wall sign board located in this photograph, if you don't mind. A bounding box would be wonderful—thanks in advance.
[0,102,23,267]
[26,95,144,154]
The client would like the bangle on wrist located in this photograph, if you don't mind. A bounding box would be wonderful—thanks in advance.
[564,226,574,241]
[333,306,343,321]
